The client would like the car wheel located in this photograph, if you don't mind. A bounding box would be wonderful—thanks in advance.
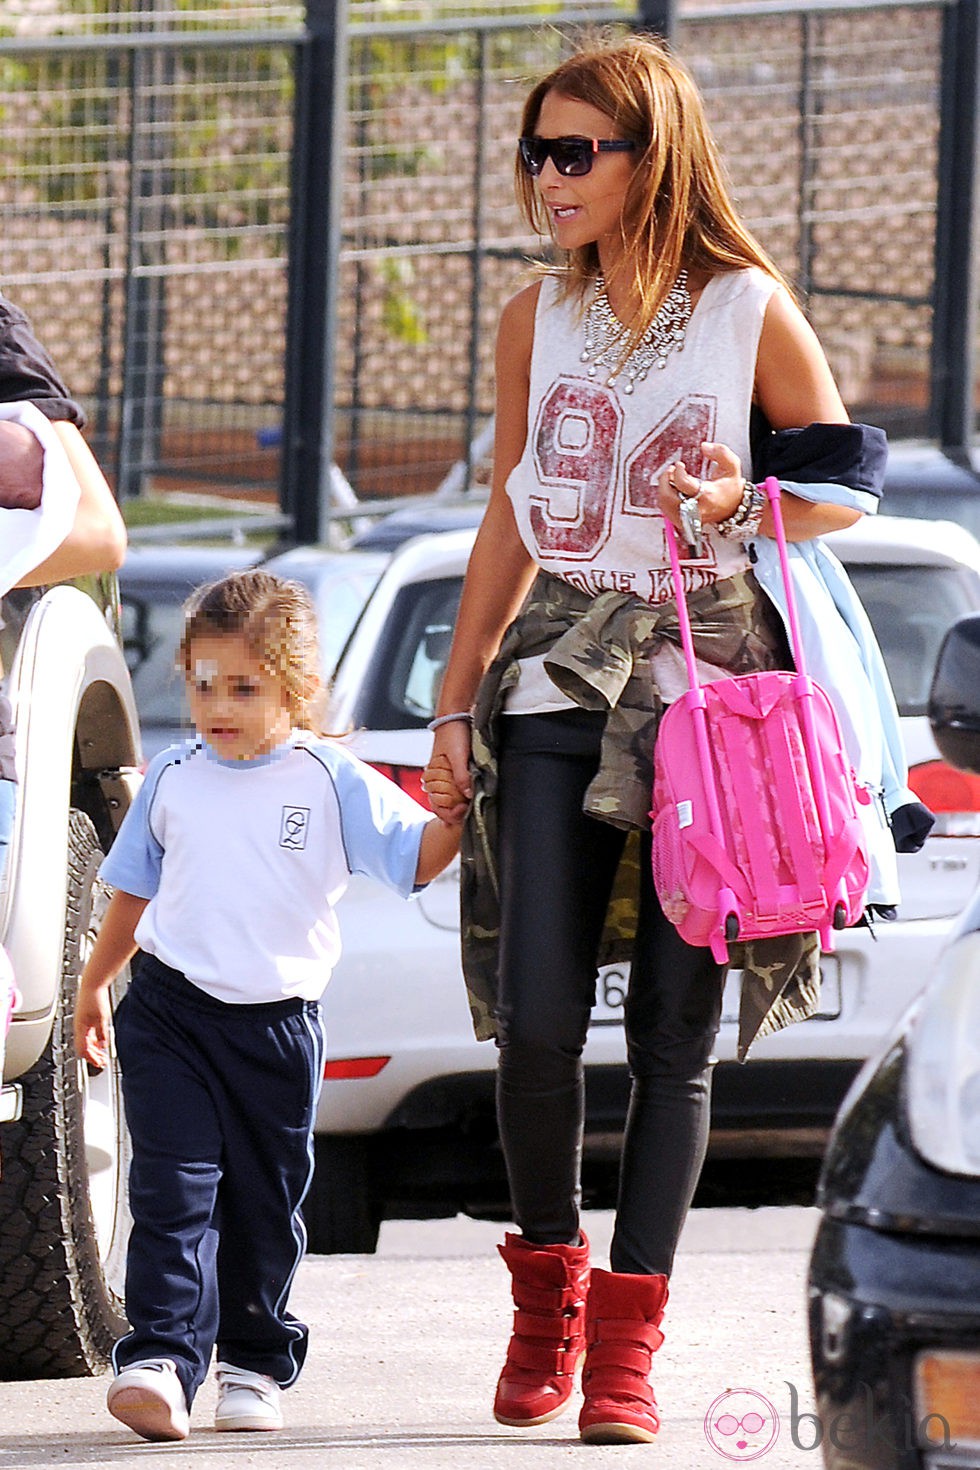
[0,810,131,1377]
[305,1135,381,1254]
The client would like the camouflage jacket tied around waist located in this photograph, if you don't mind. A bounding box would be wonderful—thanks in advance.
[459,567,821,1062]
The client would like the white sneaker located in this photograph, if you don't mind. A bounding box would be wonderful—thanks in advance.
[214,1362,284,1432]
[106,1358,190,1441]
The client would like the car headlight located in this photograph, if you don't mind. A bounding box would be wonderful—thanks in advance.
[906,931,980,1176]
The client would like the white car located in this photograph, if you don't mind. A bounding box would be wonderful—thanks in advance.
[0,572,141,1374]
[308,515,980,1253]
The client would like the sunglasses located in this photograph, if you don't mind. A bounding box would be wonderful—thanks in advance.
[518,135,637,178]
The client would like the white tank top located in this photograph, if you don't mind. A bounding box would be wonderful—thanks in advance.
[505,267,778,711]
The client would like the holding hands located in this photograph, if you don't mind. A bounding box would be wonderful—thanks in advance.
[424,744,472,827]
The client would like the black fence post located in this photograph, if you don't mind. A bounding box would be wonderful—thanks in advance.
[930,0,980,451]
[280,0,349,544]
[117,13,172,501]
[463,28,488,493]
[635,0,677,43]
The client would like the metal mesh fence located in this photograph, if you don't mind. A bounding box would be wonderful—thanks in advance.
[0,30,297,495]
[684,6,940,423]
[1,4,304,37]
[0,0,952,512]
[2,1,627,34]
[336,1,944,499]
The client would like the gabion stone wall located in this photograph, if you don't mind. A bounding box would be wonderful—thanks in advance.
[0,1,947,506]
[335,3,942,497]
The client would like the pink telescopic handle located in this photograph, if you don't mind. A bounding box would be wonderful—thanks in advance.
[763,477,840,914]
[663,515,736,956]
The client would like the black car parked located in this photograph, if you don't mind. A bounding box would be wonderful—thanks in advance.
[809,609,980,1469]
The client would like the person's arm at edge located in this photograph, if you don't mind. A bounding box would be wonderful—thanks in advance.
[0,420,44,508]
[15,421,127,587]
[427,282,541,812]
[74,889,148,1068]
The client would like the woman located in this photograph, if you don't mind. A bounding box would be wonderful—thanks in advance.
[426,34,872,1445]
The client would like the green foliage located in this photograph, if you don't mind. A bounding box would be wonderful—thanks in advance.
[0,0,303,37]
[3,42,293,234]
[361,0,563,20]
[378,257,428,345]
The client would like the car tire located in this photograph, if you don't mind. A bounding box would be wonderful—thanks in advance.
[305,1135,381,1254]
[0,810,131,1378]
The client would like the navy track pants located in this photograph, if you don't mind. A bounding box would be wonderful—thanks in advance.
[111,953,325,1406]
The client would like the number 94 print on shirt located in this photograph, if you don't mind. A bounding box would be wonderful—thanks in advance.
[512,381,745,606]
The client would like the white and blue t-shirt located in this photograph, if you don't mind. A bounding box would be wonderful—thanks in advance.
[100,733,430,1004]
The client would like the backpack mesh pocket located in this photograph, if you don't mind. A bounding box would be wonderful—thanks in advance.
[651,806,691,925]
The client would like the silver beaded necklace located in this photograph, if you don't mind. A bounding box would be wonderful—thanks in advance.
[580,269,691,393]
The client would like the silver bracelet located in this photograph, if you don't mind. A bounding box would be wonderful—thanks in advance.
[737,487,766,539]
[426,711,473,731]
[718,480,765,540]
[716,478,753,536]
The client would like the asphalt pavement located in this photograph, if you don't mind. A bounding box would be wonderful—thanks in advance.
[0,1206,824,1469]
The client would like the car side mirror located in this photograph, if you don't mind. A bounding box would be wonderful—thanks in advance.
[929,612,980,773]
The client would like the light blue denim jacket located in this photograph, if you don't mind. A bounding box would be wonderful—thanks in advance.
[749,480,913,906]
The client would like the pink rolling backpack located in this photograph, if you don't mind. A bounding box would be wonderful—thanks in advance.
[650,476,870,963]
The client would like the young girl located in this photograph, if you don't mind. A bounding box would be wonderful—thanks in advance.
[426,32,890,1446]
[75,568,461,1443]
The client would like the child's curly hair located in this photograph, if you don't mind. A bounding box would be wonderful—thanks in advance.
[178,568,325,731]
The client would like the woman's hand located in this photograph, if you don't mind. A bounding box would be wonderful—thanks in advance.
[424,727,473,826]
[657,442,745,538]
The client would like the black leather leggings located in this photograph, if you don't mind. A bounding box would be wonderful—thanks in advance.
[495,708,725,1277]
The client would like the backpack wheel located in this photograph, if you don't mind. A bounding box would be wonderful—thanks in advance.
[832,902,847,930]
[724,913,740,942]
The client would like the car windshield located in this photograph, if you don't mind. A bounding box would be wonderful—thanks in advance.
[353,577,464,729]
[120,590,190,730]
[846,562,980,716]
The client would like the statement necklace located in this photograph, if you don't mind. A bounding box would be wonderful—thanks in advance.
[580,269,691,393]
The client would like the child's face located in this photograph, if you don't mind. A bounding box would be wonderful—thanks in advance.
[186,633,292,762]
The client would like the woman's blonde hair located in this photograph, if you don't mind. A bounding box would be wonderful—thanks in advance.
[179,568,324,730]
[516,31,789,353]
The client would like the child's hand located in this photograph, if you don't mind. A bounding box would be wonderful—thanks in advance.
[423,751,470,827]
[74,985,111,1070]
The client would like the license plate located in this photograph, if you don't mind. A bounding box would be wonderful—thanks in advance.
[590,953,843,1027]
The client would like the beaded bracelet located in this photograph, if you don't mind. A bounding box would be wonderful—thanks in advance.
[717,479,766,540]
[717,478,753,532]
[426,711,474,731]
